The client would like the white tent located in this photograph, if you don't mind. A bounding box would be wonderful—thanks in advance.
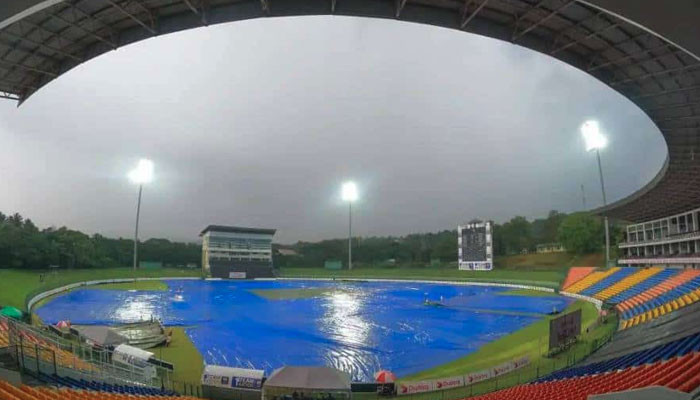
[263,366,351,400]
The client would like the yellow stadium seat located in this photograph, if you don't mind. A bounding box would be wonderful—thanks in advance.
[659,306,666,316]
[690,292,699,302]
[653,308,659,318]
[672,300,679,310]
[665,303,673,313]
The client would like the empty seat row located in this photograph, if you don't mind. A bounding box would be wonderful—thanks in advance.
[563,268,621,294]
[579,268,637,297]
[616,269,700,312]
[537,332,700,382]
[607,268,679,304]
[0,379,200,400]
[1,317,95,373]
[619,276,700,322]
[620,285,700,330]
[593,267,663,301]
[466,352,700,400]
[38,374,178,397]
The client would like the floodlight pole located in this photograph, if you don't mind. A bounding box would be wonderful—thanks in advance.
[595,149,611,268]
[348,202,353,271]
[133,184,143,270]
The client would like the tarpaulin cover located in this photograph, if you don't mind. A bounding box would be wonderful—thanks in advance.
[36,280,572,381]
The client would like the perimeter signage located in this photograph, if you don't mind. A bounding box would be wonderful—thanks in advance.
[398,380,433,395]
[434,376,464,390]
[398,356,530,395]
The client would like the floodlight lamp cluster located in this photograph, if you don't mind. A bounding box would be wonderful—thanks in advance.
[581,120,607,152]
[128,159,154,184]
[341,181,358,202]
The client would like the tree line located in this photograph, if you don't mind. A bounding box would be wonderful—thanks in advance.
[276,211,618,268]
[1,210,615,270]
[0,212,200,269]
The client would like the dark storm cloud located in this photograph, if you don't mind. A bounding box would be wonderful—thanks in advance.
[0,16,666,243]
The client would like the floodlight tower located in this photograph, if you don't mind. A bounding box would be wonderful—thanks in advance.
[128,159,154,270]
[341,181,358,270]
[581,120,610,268]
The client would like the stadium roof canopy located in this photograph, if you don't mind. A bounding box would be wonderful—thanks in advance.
[200,225,277,236]
[1,0,699,223]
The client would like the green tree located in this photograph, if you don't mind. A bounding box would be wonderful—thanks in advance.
[557,213,604,254]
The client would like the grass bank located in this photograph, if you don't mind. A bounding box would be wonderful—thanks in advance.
[0,268,200,310]
[280,252,587,289]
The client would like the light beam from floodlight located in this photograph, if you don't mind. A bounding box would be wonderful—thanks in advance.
[342,181,358,270]
[128,158,154,270]
[580,121,610,268]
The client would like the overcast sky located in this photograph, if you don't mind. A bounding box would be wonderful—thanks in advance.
[0,16,666,244]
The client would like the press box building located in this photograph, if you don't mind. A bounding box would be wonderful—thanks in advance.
[200,225,276,279]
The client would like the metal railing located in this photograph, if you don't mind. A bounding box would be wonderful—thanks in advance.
[353,321,617,400]
[1,316,167,388]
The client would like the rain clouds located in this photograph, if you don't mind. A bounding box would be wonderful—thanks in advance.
[0,16,666,243]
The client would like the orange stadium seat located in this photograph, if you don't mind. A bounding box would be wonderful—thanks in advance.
[0,379,203,400]
[466,352,700,400]
[561,267,596,291]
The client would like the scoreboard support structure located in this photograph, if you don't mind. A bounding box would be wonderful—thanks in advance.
[458,220,493,271]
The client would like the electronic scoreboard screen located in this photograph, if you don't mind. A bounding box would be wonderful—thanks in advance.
[549,309,582,350]
[458,220,493,270]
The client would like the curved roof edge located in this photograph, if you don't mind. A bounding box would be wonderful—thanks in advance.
[593,154,669,222]
[1,0,699,222]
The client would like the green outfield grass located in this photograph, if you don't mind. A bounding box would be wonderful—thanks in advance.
[279,252,589,289]
[92,280,169,291]
[155,327,204,385]
[250,287,346,300]
[0,268,200,310]
[406,300,610,380]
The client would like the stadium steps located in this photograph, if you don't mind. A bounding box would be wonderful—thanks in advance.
[619,276,700,327]
[593,267,663,301]
[0,379,200,399]
[466,352,700,400]
[586,300,700,365]
[36,373,179,397]
[579,268,636,297]
[607,268,679,305]
[563,268,621,294]
[536,332,700,382]
[616,269,700,314]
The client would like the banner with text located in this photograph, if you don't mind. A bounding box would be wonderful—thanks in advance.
[400,356,530,395]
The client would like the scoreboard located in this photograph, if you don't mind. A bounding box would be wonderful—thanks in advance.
[458,220,493,270]
[549,309,582,350]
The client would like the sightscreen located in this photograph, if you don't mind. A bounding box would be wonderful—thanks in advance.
[549,309,582,350]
